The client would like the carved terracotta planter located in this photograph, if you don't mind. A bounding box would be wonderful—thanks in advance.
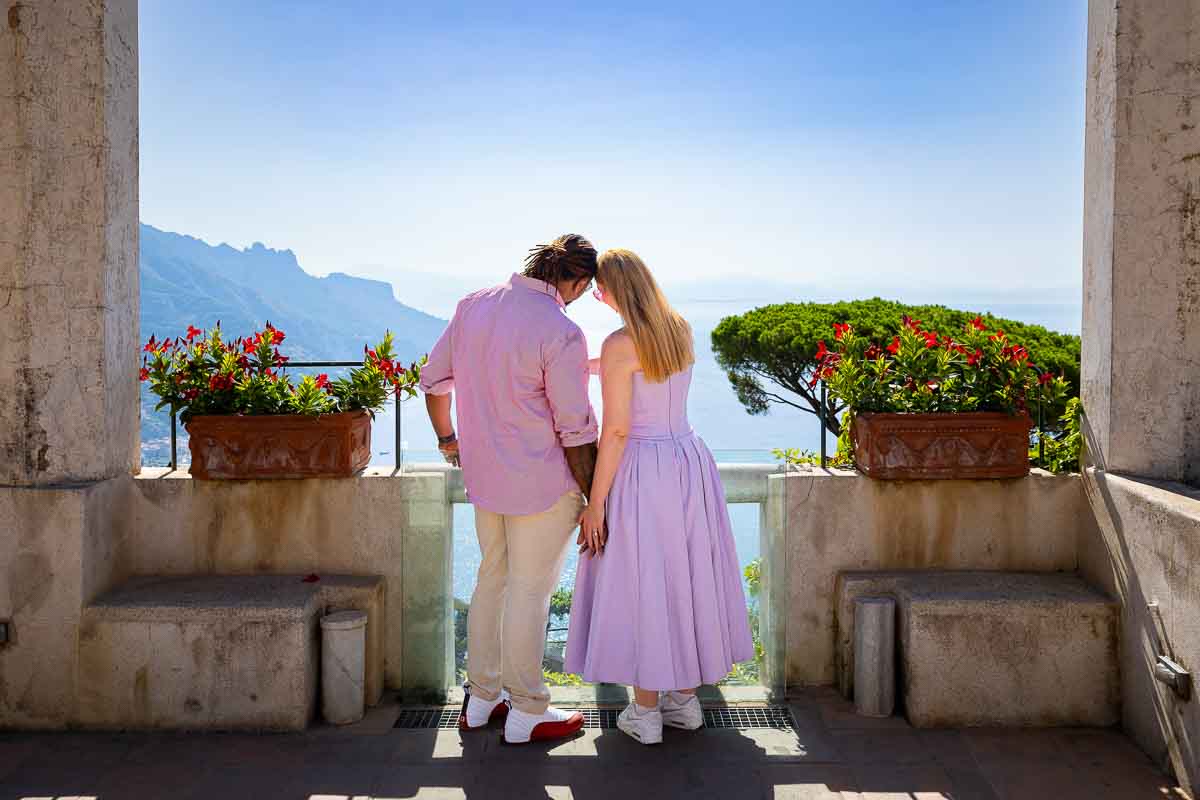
[186,411,371,480]
[851,411,1032,480]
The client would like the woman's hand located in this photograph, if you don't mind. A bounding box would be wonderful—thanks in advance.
[578,502,607,557]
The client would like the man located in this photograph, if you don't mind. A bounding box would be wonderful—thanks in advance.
[420,234,599,744]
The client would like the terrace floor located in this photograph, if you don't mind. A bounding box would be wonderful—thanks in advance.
[0,688,1184,800]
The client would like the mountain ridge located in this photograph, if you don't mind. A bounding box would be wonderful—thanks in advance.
[140,223,445,360]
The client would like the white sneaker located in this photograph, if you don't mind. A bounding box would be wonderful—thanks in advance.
[459,688,510,730]
[660,691,704,730]
[502,705,584,744]
[617,703,663,745]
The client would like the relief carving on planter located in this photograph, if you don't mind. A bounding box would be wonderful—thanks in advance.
[852,412,1031,480]
[186,411,372,480]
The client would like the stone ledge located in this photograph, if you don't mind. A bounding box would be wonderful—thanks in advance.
[85,575,322,623]
[79,574,386,730]
[835,570,1119,728]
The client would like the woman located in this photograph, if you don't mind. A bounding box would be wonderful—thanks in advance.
[564,249,755,745]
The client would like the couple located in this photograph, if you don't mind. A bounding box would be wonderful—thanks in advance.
[420,234,753,746]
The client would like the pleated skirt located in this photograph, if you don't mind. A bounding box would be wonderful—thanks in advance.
[564,431,755,690]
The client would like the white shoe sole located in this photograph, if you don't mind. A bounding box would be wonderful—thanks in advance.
[617,719,663,745]
[662,716,703,730]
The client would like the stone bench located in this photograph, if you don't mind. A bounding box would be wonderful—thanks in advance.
[78,574,384,731]
[835,570,1119,728]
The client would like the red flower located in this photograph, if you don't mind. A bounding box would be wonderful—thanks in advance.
[989,330,1007,342]
[268,326,285,345]
[886,336,901,355]
[183,388,199,401]
[1039,372,1055,386]
[242,337,256,353]
[315,373,329,389]
[143,336,158,353]
[967,349,983,366]
[366,348,377,362]
[139,367,150,381]
[186,325,203,342]
[1003,345,1028,364]
[924,332,940,349]
[902,316,922,331]
[864,344,882,360]
[208,374,233,391]
[832,322,850,341]
[969,316,987,332]
[815,340,829,360]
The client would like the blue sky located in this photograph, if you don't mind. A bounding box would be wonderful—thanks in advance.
[140,0,1088,295]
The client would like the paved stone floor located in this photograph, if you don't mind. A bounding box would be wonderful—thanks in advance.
[0,689,1186,800]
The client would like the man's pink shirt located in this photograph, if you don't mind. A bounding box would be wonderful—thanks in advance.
[419,274,598,515]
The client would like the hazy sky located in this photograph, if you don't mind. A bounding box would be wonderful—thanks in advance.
[140,1,1088,294]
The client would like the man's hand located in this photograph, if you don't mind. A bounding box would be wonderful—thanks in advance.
[564,442,598,501]
[438,436,460,467]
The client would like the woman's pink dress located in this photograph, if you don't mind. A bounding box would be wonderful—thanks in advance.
[564,366,755,689]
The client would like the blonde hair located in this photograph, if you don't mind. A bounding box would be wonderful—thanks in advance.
[596,249,694,383]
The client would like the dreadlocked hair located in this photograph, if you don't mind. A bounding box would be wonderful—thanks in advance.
[522,233,598,287]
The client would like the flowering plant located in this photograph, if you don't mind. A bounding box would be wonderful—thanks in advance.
[815,316,1069,416]
[140,323,425,420]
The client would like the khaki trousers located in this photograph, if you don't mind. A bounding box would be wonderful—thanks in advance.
[467,490,583,715]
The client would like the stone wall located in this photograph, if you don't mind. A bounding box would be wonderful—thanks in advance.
[0,477,133,727]
[761,469,1096,689]
[1080,469,1200,795]
[130,468,453,694]
[0,0,140,485]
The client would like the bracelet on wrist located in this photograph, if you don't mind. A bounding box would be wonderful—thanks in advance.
[437,432,457,446]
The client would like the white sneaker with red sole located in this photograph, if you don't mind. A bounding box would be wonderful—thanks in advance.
[502,705,584,744]
[458,687,510,731]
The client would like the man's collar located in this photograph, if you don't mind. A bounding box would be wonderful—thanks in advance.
[510,273,566,308]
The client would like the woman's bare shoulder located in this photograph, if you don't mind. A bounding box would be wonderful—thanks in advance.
[601,329,638,368]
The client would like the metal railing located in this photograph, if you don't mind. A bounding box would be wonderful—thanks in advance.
[165,359,404,470]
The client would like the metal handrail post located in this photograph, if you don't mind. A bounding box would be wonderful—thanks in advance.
[819,381,828,468]
[395,390,403,472]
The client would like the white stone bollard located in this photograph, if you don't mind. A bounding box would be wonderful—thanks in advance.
[321,610,367,725]
[854,597,896,718]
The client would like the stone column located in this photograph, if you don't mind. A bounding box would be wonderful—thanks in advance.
[0,0,140,486]
[1082,0,1200,485]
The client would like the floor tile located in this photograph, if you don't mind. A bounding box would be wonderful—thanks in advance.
[852,763,956,799]
[830,730,931,766]
[762,764,859,799]
[0,692,1182,800]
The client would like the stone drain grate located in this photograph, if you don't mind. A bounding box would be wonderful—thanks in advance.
[395,705,795,731]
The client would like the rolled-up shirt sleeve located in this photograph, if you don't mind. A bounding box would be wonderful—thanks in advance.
[420,313,455,396]
[544,326,598,447]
